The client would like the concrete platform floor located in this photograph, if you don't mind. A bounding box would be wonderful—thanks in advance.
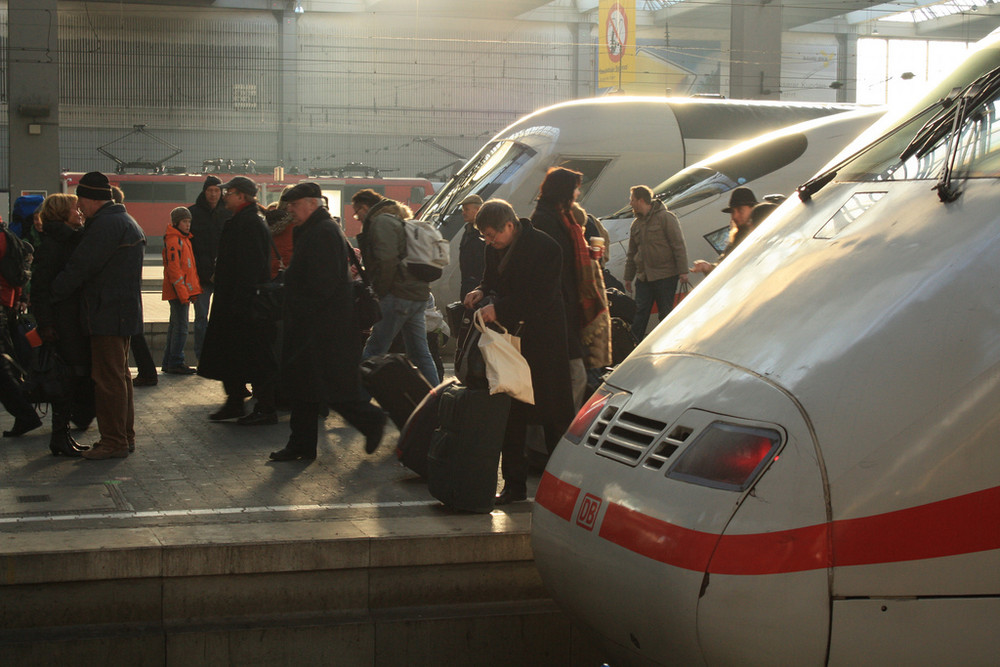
[0,364,530,533]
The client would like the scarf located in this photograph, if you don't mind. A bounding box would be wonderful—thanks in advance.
[560,208,611,367]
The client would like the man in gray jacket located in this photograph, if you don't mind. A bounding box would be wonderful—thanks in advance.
[623,185,689,342]
[52,171,145,459]
[352,189,439,385]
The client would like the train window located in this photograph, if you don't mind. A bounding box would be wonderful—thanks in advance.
[838,48,1000,183]
[418,140,536,221]
[554,158,613,200]
[604,134,808,221]
[120,182,154,202]
[666,422,781,491]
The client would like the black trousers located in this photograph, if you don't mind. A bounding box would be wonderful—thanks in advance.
[500,401,562,489]
[288,398,384,454]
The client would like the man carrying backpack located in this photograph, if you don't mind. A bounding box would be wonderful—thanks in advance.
[352,189,439,386]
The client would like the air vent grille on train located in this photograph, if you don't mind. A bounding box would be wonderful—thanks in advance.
[643,425,693,470]
[592,411,668,466]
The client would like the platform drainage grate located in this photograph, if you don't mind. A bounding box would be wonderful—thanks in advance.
[17,495,52,503]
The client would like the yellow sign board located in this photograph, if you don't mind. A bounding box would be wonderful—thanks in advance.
[599,0,636,89]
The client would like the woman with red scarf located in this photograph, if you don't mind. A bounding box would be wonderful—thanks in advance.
[530,168,610,407]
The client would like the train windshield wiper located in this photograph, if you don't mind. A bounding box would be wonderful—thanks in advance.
[797,91,969,202]
[899,65,1000,203]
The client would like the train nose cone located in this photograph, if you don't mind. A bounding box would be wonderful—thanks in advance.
[532,354,830,666]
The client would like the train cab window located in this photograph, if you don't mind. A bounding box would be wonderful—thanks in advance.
[553,157,613,200]
[666,422,781,491]
[838,49,1000,183]
[419,140,537,223]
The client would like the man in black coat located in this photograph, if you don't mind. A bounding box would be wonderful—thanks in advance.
[268,182,386,461]
[464,199,574,504]
[457,193,485,302]
[188,175,232,360]
[52,171,146,459]
[197,177,278,425]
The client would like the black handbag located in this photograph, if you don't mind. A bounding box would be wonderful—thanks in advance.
[348,247,382,331]
[254,237,285,322]
[453,305,488,389]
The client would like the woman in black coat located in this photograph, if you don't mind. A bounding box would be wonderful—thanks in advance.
[530,167,587,406]
[31,193,95,456]
[269,184,386,461]
[464,199,575,504]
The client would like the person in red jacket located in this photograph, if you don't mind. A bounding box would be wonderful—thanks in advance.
[161,207,202,374]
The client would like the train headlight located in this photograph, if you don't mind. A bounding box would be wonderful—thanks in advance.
[565,387,615,444]
[666,422,781,491]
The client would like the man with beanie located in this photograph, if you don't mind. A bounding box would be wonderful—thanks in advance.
[52,171,146,459]
[351,188,439,386]
[188,175,231,360]
[197,176,279,425]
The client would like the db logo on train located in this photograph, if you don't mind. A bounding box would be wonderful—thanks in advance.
[576,493,603,531]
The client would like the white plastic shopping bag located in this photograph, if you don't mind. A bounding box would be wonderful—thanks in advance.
[474,309,534,404]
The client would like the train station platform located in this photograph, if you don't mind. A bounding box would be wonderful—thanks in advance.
[0,262,609,665]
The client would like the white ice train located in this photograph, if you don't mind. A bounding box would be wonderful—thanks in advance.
[421,96,852,304]
[531,30,1000,667]
[601,107,886,282]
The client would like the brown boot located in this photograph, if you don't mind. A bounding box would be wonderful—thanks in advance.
[81,443,129,460]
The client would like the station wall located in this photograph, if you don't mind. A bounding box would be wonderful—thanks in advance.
[1,2,845,192]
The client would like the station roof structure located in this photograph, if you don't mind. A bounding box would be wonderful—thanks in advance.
[76,0,1000,42]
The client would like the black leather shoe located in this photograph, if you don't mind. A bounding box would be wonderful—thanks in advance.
[132,375,158,387]
[209,402,246,421]
[237,409,278,426]
[4,414,42,438]
[164,365,197,375]
[269,446,316,462]
[50,432,85,457]
[363,411,387,454]
[495,486,528,506]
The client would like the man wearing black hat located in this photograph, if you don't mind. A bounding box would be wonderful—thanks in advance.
[51,171,146,459]
[267,182,386,461]
[691,186,759,276]
[197,176,278,425]
[188,175,232,360]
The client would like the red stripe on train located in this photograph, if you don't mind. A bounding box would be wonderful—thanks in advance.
[535,475,1000,574]
[535,471,580,522]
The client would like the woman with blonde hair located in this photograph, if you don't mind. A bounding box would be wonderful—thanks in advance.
[30,193,94,456]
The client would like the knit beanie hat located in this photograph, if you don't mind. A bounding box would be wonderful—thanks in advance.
[76,171,114,201]
[203,175,223,191]
[170,207,192,226]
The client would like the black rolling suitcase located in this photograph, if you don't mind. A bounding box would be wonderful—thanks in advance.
[427,384,511,513]
[359,353,433,429]
[396,379,457,478]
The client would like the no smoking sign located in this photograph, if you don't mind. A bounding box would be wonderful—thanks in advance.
[605,2,628,64]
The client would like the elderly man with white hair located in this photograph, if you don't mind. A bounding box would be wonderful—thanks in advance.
[268,182,385,462]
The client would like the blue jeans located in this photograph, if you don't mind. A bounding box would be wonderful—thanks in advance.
[161,299,191,369]
[193,283,213,360]
[632,276,679,343]
[362,293,440,386]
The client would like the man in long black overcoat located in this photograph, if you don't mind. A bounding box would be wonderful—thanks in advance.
[268,182,385,461]
[197,177,278,424]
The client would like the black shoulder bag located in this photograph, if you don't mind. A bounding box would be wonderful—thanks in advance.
[347,247,382,331]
